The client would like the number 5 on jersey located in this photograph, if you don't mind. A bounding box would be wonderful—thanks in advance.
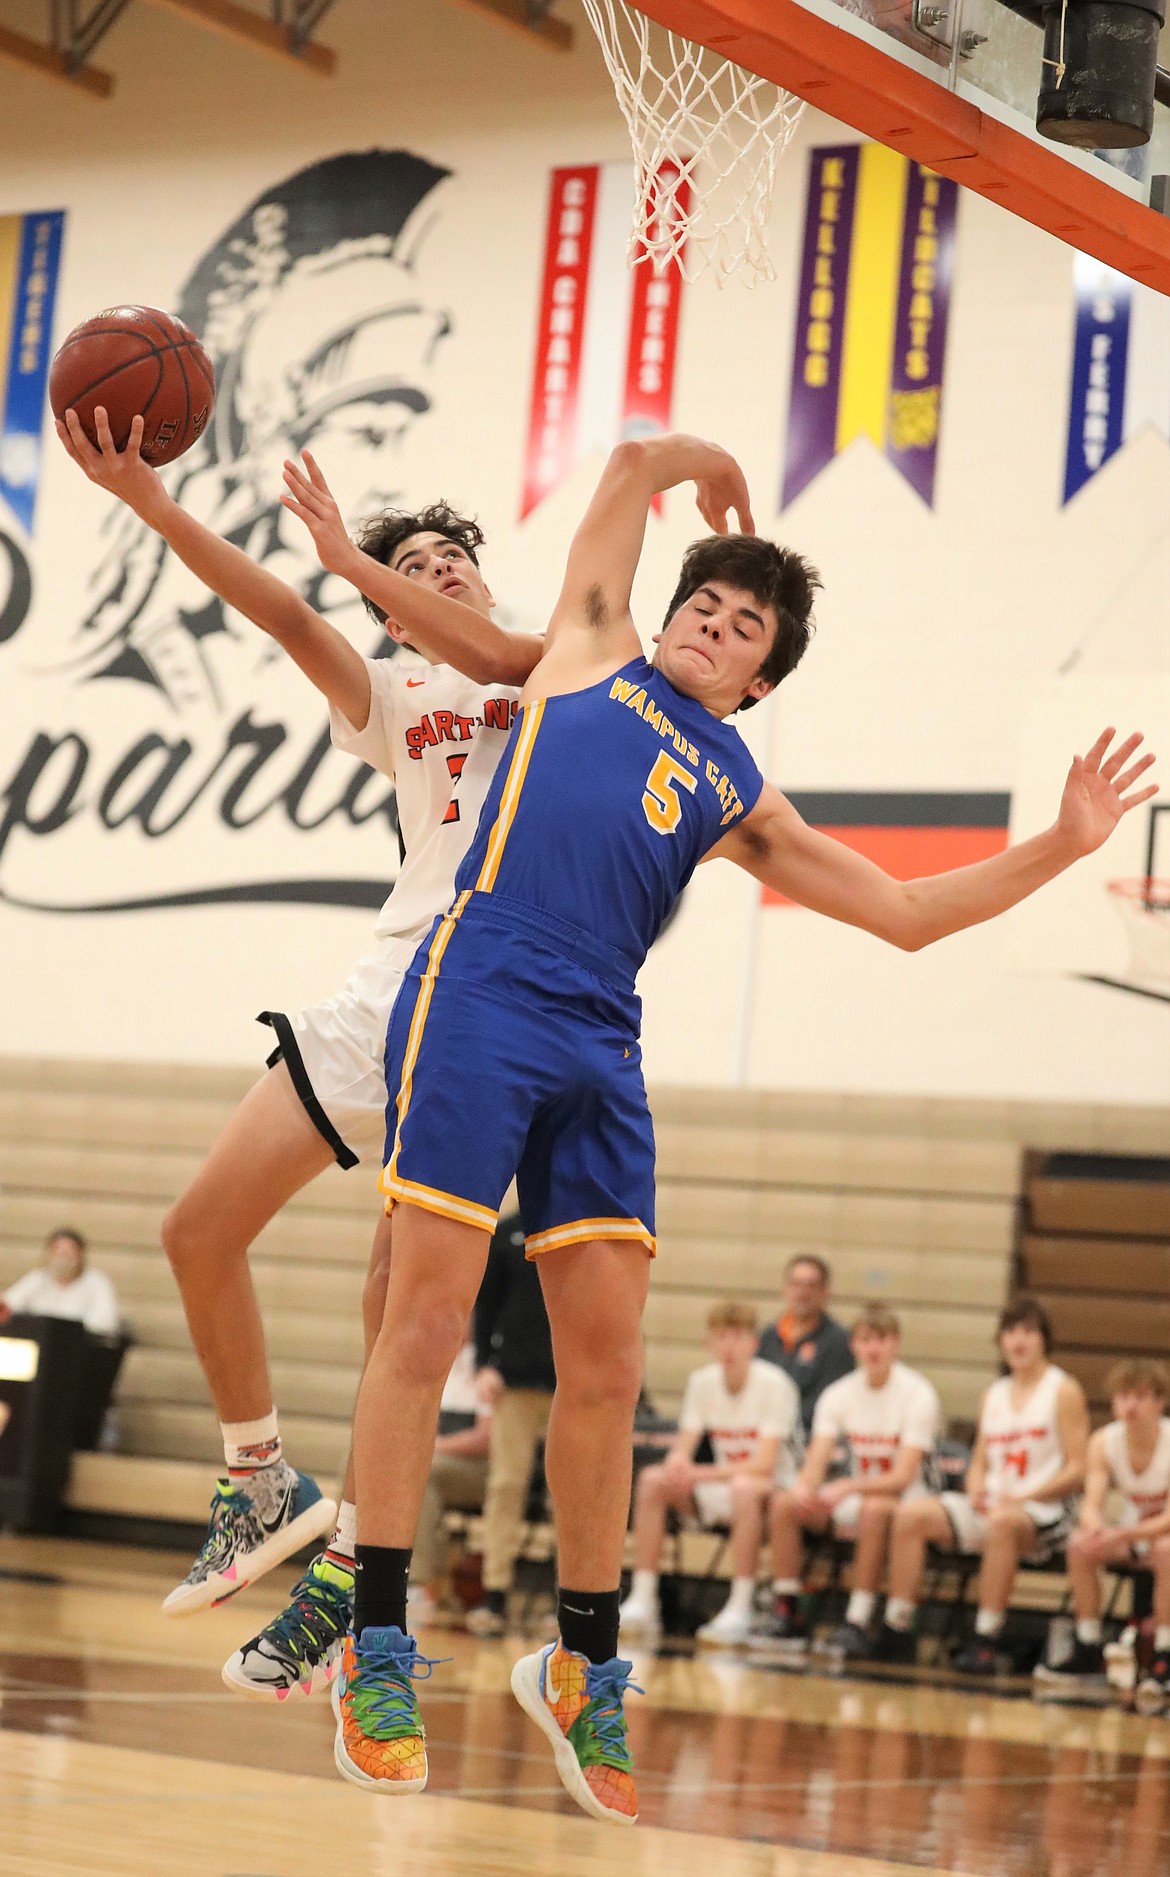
[642,750,697,835]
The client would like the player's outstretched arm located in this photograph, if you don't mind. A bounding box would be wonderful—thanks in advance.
[541,435,757,670]
[282,451,544,688]
[712,729,1157,950]
[57,408,373,729]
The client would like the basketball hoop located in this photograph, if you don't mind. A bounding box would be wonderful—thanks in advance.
[580,0,805,285]
[1107,877,1170,992]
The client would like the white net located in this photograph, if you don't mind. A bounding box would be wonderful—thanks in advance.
[581,0,805,286]
[1108,879,1170,992]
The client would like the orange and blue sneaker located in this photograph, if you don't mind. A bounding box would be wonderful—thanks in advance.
[510,1639,641,1826]
[333,1625,440,1794]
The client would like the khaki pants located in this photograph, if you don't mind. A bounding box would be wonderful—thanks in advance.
[412,1452,489,1588]
[482,1387,554,1593]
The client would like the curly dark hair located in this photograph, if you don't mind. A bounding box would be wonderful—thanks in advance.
[663,535,821,709]
[354,501,485,627]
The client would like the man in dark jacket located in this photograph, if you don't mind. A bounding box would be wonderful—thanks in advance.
[466,1208,557,1636]
[757,1255,854,1434]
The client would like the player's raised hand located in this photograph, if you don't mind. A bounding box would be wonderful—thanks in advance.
[55,407,165,519]
[281,450,356,578]
[1055,728,1158,857]
[694,449,755,537]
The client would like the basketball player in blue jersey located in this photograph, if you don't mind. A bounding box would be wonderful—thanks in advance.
[284,434,1156,1821]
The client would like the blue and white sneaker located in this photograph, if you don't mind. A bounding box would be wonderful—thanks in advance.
[221,1551,353,1700]
[163,1464,336,1616]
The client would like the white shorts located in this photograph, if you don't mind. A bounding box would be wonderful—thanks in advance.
[831,1481,929,1536]
[691,1482,733,1529]
[258,935,421,1168]
[938,1490,1075,1560]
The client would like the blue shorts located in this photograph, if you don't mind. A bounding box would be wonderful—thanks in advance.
[379,890,656,1257]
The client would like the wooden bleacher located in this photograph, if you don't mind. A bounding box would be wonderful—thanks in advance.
[1017,1150,1170,1419]
[0,1056,1164,1528]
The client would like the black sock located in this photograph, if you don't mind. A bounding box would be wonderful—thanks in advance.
[557,1587,621,1665]
[353,1544,412,1639]
[483,1588,507,1618]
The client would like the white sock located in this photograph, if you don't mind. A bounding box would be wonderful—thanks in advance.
[629,1569,659,1606]
[326,1499,357,1565]
[975,1608,1004,1638]
[1155,1626,1170,1652]
[221,1410,282,1476]
[884,1597,915,1632]
[846,1590,876,1629]
[1075,1618,1102,1646]
[726,1576,755,1616]
[772,1577,802,1598]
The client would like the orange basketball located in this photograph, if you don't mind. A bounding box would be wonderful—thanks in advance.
[49,305,215,467]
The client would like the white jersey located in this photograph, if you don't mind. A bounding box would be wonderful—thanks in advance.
[679,1359,800,1475]
[1103,1417,1170,1527]
[329,649,520,944]
[980,1364,1069,1504]
[2,1265,120,1335]
[812,1362,940,1482]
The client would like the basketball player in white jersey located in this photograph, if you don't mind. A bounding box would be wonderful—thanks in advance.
[764,1304,940,1659]
[876,1298,1089,1673]
[57,408,542,1686]
[1034,1357,1170,1709]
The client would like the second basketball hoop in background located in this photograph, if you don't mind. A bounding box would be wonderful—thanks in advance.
[581,0,804,285]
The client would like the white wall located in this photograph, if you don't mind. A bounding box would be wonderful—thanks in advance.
[0,0,1166,1103]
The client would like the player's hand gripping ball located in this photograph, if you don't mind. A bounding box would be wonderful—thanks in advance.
[49,306,215,466]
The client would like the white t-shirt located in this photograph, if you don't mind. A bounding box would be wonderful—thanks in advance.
[981,1364,1069,1504]
[1103,1417,1170,1527]
[3,1265,120,1334]
[329,650,520,944]
[440,1340,491,1422]
[679,1358,799,1473]
[812,1362,940,1481]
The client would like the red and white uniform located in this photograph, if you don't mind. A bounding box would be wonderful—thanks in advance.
[1103,1417,1170,1553]
[678,1359,800,1528]
[811,1362,939,1532]
[942,1364,1075,1555]
[265,651,519,1164]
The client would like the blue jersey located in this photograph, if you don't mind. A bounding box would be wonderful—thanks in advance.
[452,655,765,983]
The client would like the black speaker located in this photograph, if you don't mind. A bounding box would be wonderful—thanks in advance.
[1037,0,1167,149]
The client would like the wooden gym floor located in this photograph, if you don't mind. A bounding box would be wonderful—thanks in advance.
[1,1535,1168,1877]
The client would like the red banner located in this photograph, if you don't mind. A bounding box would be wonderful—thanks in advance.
[521,167,600,519]
[621,164,689,514]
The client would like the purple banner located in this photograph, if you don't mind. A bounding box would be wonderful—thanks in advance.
[1062,256,1131,504]
[780,145,858,510]
[885,164,958,506]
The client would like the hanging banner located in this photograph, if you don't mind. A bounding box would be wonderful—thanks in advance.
[781,146,957,509]
[1062,254,1170,503]
[521,162,687,519]
[0,210,66,536]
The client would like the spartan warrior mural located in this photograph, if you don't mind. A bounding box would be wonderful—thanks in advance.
[71,150,453,716]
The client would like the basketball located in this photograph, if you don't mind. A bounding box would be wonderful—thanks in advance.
[49,305,215,467]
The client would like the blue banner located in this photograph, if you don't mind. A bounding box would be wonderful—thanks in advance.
[1063,255,1131,504]
[0,210,66,535]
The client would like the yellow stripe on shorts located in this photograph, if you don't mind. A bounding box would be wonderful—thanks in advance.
[524,1217,657,1258]
[379,1174,498,1234]
[384,889,470,1184]
[475,696,545,893]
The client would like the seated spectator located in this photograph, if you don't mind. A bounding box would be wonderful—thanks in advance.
[408,1335,493,1626]
[464,1208,557,1638]
[765,1304,940,1658]
[619,1301,800,1647]
[1034,1357,1170,1710]
[0,1228,119,1334]
[757,1254,854,1435]
[875,1298,1089,1672]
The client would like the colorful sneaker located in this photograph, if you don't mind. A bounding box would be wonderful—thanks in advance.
[221,1552,353,1701]
[510,1640,641,1826]
[334,1626,442,1793]
[819,1620,872,1662]
[1033,1638,1109,1701]
[163,1466,336,1616]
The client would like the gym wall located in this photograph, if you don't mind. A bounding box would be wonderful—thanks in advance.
[0,0,1166,1104]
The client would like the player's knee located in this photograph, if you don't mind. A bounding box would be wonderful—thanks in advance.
[1151,1533,1170,1569]
[1067,1528,1091,1562]
[386,1294,467,1387]
[636,1463,667,1502]
[858,1496,895,1527]
[893,1497,930,1534]
[361,1259,392,1344]
[160,1194,219,1277]
[729,1473,761,1511]
[559,1339,642,1414]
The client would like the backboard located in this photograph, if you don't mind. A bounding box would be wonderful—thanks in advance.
[629,0,1170,291]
